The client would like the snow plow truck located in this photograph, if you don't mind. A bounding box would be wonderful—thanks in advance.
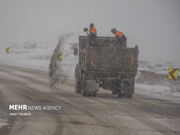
[74,36,139,98]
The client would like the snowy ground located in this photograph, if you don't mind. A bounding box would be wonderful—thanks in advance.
[0,119,8,128]
[0,34,78,77]
[138,60,180,75]
[0,36,180,97]
[0,63,179,135]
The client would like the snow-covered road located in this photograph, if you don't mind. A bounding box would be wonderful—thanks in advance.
[0,63,180,135]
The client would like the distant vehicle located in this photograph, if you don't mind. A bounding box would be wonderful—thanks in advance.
[74,36,139,98]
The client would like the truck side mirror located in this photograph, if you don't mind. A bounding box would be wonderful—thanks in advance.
[74,47,78,55]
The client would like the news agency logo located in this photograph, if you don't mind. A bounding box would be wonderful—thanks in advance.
[9,104,62,111]
[8,104,62,116]
[9,104,28,111]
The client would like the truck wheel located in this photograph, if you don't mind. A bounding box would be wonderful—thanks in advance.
[126,92,132,98]
[82,87,88,97]
[81,78,88,97]
[75,65,81,93]
[118,91,124,98]
[82,90,87,96]
[121,80,133,98]
[81,84,87,96]
[82,80,98,97]
[92,91,97,97]
[117,81,124,98]
[75,81,81,93]
[112,90,117,95]
[124,88,133,98]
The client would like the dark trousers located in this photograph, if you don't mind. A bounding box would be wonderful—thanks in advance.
[89,33,97,47]
[116,35,127,47]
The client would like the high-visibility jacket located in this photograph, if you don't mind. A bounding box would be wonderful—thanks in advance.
[89,26,96,34]
[115,31,123,37]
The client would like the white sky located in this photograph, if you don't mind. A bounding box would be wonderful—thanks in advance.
[0,0,180,62]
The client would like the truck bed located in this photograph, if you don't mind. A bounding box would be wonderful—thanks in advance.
[79,36,138,74]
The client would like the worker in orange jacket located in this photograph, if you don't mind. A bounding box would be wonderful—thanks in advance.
[111,28,127,47]
[88,23,97,46]
[83,23,97,46]
[89,23,97,36]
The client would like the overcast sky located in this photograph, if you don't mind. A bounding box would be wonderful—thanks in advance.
[0,0,180,62]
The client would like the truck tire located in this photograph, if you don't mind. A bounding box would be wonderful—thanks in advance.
[125,79,134,98]
[111,80,119,95]
[126,89,132,98]
[88,80,98,97]
[81,81,87,97]
[81,74,89,97]
[118,91,124,98]
[75,80,81,93]
[82,79,98,97]
[112,90,117,95]
[120,80,132,98]
[82,90,87,96]
[116,81,124,98]
[92,91,97,97]
[126,93,132,98]
[75,65,81,94]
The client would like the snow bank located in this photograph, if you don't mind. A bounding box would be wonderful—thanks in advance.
[0,119,8,128]
[138,60,180,75]
[0,34,78,78]
[172,92,180,97]
[135,84,171,94]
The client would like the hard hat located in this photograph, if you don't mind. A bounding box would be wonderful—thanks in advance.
[90,23,94,28]
[83,27,88,32]
[111,28,117,33]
